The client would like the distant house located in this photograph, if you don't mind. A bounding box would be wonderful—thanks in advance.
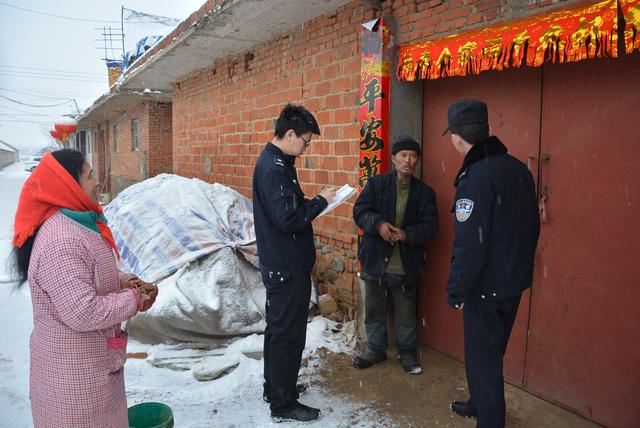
[0,139,19,169]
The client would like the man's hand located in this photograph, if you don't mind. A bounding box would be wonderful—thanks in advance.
[319,186,338,202]
[378,222,396,244]
[389,226,407,242]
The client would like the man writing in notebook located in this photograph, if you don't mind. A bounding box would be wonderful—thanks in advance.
[252,104,336,422]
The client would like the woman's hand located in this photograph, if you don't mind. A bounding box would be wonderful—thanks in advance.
[131,279,158,312]
[120,273,138,290]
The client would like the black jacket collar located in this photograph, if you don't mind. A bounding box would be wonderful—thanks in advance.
[454,136,508,187]
[266,142,296,166]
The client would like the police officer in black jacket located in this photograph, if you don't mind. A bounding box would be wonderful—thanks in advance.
[252,104,337,423]
[352,136,438,374]
[444,100,540,428]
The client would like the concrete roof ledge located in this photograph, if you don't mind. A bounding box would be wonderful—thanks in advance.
[77,88,172,126]
[119,0,352,92]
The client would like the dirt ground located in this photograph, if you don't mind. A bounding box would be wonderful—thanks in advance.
[315,345,600,428]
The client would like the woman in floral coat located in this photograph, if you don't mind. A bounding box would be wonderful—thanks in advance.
[11,149,157,427]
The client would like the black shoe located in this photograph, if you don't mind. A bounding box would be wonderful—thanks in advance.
[263,383,308,403]
[271,401,321,422]
[450,400,478,419]
[352,350,387,369]
[396,353,422,374]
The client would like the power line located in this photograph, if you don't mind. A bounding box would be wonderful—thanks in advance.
[0,119,52,123]
[0,1,120,23]
[0,94,76,108]
[0,113,59,117]
[123,7,180,26]
[0,64,104,77]
[0,2,183,26]
[0,73,104,83]
[0,86,98,99]
[0,69,104,79]
[0,87,79,101]
[0,104,60,114]
[0,70,104,82]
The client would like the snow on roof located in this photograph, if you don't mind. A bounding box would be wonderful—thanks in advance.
[0,139,18,153]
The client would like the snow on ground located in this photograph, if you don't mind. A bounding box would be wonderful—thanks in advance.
[0,162,396,427]
[123,318,394,427]
[0,161,34,426]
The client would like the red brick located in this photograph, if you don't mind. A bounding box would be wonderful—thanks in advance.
[415,15,441,30]
[334,140,352,156]
[334,108,354,124]
[445,0,464,10]
[444,6,473,20]
[451,17,466,29]
[467,12,482,25]
[325,94,342,110]
[435,21,451,34]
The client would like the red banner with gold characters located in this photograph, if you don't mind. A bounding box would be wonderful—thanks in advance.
[359,18,391,191]
[397,0,640,82]
[623,0,640,53]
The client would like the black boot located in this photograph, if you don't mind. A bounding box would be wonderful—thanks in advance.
[450,400,478,419]
[263,383,307,403]
[396,352,423,374]
[271,401,321,422]
[352,350,387,369]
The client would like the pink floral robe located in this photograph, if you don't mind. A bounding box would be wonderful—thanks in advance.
[28,212,138,427]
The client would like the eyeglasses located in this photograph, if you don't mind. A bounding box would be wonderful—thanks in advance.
[299,134,311,147]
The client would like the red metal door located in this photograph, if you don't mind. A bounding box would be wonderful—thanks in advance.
[420,66,542,386]
[524,54,640,428]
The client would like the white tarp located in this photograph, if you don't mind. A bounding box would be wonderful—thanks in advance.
[105,174,258,283]
[104,174,266,343]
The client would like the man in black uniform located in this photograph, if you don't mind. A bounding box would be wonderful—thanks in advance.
[352,136,438,374]
[252,104,336,422]
[444,100,540,428]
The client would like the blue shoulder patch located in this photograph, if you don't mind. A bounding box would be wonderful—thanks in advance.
[455,198,474,222]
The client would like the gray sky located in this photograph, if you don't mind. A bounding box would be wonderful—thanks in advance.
[0,0,203,154]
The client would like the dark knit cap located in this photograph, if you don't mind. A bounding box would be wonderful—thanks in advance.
[392,135,421,155]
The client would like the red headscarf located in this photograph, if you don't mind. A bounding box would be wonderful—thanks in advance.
[12,152,120,258]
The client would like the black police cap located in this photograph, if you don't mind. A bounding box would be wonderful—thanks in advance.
[443,99,488,136]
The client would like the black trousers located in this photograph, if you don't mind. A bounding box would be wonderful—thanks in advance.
[263,275,311,411]
[463,293,522,428]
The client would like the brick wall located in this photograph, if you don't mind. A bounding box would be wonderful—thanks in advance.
[90,124,108,194]
[169,0,584,318]
[386,0,582,44]
[109,103,149,195]
[171,2,378,318]
[107,101,173,196]
[148,102,173,177]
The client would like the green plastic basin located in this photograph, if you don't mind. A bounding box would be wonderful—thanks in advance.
[128,402,174,428]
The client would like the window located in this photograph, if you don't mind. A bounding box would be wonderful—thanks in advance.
[131,119,140,151]
[113,125,119,152]
[86,132,92,167]
[79,130,87,154]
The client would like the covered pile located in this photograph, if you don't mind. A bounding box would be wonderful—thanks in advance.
[105,174,265,344]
